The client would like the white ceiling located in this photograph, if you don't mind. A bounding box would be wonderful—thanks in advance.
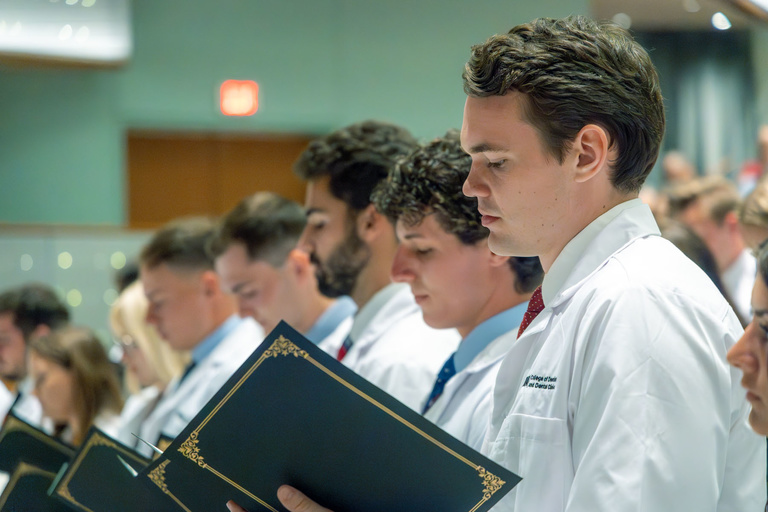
[591,0,765,30]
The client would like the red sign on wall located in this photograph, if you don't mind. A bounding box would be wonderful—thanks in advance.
[220,80,259,116]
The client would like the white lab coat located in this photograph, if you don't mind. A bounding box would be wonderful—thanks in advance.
[485,202,766,512]
[342,284,459,411]
[10,379,43,428]
[425,329,516,451]
[135,317,263,456]
[113,384,163,447]
[316,315,353,356]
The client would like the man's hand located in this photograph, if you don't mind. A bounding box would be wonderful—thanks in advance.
[226,486,333,512]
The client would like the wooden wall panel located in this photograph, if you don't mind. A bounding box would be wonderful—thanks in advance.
[127,133,311,229]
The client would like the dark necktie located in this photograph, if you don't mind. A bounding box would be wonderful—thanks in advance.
[177,360,197,386]
[336,334,353,361]
[422,354,457,414]
[517,286,544,338]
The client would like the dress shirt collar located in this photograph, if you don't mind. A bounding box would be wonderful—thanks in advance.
[453,301,528,372]
[305,296,357,345]
[542,198,658,306]
[191,314,242,364]
[348,283,408,343]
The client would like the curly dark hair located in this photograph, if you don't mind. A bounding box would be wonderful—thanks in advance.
[293,120,418,211]
[208,192,306,267]
[372,131,543,294]
[463,16,665,194]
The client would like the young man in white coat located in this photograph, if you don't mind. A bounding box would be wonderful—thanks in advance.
[293,121,459,412]
[235,15,766,512]
[372,132,543,450]
[136,217,263,456]
[210,192,356,355]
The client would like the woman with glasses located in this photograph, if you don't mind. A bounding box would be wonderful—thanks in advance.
[109,281,188,448]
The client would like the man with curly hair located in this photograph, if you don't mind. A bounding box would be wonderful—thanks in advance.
[250,15,764,512]
[372,131,542,450]
[293,120,459,412]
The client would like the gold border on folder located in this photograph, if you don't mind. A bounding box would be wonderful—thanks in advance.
[55,430,155,512]
[152,335,507,512]
[0,461,58,509]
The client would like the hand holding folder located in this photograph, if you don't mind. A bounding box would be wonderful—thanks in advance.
[227,486,332,512]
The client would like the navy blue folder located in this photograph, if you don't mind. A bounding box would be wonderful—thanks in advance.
[52,427,154,511]
[138,321,521,512]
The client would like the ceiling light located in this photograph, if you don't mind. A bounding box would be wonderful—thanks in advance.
[711,11,732,29]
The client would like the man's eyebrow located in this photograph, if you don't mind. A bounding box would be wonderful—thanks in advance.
[305,207,324,217]
[465,142,508,154]
[755,309,768,318]
[401,233,425,240]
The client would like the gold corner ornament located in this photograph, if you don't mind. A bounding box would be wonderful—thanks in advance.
[477,466,506,499]
[264,335,309,359]
[57,483,76,502]
[148,459,172,493]
[178,431,206,468]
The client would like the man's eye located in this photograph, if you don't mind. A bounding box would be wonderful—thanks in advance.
[487,159,506,169]
[416,248,433,256]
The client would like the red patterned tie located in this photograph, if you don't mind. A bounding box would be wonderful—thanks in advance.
[517,286,544,338]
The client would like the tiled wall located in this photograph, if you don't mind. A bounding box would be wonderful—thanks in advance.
[0,226,152,344]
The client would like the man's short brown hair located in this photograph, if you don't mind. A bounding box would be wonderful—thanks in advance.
[140,217,217,271]
[463,16,665,194]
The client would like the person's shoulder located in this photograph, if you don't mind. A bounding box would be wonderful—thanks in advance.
[578,235,736,324]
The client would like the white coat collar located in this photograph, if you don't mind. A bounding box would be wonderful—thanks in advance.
[543,199,660,309]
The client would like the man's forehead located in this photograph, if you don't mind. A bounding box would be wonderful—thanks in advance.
[461,94,523,153]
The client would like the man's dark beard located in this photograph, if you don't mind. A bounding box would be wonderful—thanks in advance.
[311,228,370,298]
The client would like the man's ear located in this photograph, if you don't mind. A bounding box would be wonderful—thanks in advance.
[355,204,386,243]
[285,249,311,279]
[487,248,511,268]
[572,124,611,184]
[200,270,221,297]
[724,210,740,231]
[30,324,51,340]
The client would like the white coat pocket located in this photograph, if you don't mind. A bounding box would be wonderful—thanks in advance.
[486,413,570,512]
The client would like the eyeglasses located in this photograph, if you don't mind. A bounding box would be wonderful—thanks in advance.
[112,334,140,352]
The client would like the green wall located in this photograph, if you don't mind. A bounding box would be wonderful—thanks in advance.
[0,0,587,226]
[751,26,768,128]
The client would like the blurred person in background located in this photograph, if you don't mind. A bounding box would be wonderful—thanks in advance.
[738,176,768,252]
[0,284,69,425]
[210,192,355,354]
[661,150,696,186]
[659,219,748,326]
[669,176,756,321]
[28,326,123,446]
[109,280,189,448]
[137,217,263,456]
[737,125,768,196]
